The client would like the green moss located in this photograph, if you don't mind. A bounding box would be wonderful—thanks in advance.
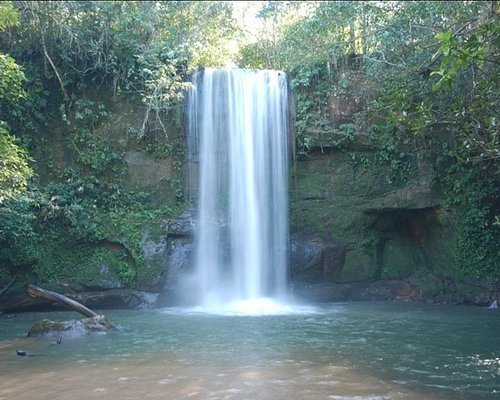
[382,239,422,280]
[342,241,377,282]
[34,239,123,285]
[409,271,444,299]
[95,205,170,256]
[30,199,177,289]
[28,319,68,335]
[418,210,459,279]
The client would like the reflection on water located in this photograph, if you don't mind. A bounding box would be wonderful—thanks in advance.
[0,302,499,400]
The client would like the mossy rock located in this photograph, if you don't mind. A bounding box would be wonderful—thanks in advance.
[27,315,113,338]
[34,241,129,289]
[408,271,443,299]
[455,279,494,305]
[341,243,377,282]
[382,239,423,279]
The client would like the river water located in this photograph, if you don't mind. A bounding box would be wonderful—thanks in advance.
[1,302,499,399]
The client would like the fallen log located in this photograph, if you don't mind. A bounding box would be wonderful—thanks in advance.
[27,284,98,318]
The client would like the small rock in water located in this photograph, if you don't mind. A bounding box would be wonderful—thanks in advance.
[16,349,42,357]
[50,335,63,346]
[28,315,113,337]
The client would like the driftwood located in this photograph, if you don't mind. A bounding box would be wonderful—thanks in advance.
[27,284,98,318]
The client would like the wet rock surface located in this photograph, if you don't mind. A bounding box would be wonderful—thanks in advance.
[291,280,415,302]
[27,315,113,338]
[0,285,158,313]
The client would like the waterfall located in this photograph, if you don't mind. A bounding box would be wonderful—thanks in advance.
[186,68,289,313]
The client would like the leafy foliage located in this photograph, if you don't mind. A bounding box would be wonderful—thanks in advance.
[240,0,499,280]
[0,53,25,106]
[0,1,237,286]
[0,5,33,204]
[0,0,498,286]
[0,127,33,203]
[0,194,37,270]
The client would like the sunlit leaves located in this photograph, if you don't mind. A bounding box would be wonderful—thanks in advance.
[0,127,33,203]
[0,39,32,204]
[0,53,26,105]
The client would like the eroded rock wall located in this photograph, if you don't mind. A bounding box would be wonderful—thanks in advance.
[289,95,497,304]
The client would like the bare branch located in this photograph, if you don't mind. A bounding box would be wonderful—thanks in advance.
[27,2,68,100]
[363,51,407,69]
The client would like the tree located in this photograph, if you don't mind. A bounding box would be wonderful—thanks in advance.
[0,127,33,203]
[0,1,241,285]
[240,0,499,279]
[0,2,33,203]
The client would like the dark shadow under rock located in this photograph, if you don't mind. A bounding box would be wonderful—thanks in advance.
[1,287,159,313]
[291,279,415,302]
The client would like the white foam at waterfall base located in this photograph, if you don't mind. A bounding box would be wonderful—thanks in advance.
[180,297,319,316]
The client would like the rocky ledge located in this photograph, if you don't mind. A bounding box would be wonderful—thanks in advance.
[0,285,158,314]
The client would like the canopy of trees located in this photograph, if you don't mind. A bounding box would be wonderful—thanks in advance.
[0,1,498,284]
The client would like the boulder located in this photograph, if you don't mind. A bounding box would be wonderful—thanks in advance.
[291,279,415,302]
[166,208,197,236]
[156,210,197,306]
[27,315,113,338]
[455,278,497,305]
[138,230,169,292]
[290,233,349,282]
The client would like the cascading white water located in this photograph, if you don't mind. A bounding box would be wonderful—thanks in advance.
[187,68,289,313]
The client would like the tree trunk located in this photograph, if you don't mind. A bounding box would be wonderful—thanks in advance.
[27,285,99,318]
[0,274,17,297]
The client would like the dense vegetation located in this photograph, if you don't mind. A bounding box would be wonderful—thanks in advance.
[0,1,498,289]
[239,1,499,280]
[0,1,237,286]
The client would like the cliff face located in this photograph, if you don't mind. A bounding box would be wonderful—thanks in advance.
[0,87,184,312]
[156,89,496,305]
[291,149,440,280]
[290,150,449,300]
[2,85,496,313]
[288,91,496,304]
[157,143,495,305]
